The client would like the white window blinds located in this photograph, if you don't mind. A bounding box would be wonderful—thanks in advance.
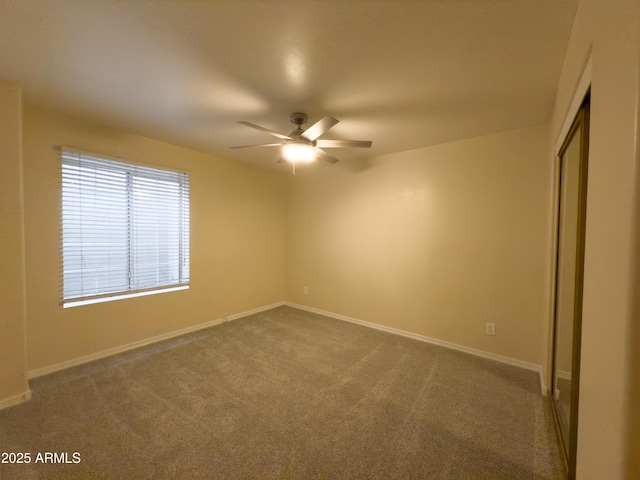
[61,150,190,304]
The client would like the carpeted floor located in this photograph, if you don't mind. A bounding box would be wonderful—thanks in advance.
[0,306,565,479]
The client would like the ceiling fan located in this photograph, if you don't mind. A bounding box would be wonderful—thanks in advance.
[231,112,372,165]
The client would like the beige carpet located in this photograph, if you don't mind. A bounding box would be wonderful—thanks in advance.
[0,306,565,479]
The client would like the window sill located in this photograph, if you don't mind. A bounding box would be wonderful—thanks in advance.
[63,285,189,308]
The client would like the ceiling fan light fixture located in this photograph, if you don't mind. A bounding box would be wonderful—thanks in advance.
[282,142,316,162]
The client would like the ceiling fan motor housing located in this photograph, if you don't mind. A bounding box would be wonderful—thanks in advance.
[288,112,314,144]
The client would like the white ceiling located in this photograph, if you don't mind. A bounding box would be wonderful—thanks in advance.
[0,0,577,168]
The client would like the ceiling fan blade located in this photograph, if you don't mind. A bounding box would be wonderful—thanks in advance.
[301,116,339,141]
[276,157,286,164]
[238,121,292,140]
[230,143,283,149]
[315,148,340,164]
[315,139,372,149]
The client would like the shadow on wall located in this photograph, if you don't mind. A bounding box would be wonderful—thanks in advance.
[343,156,374,174]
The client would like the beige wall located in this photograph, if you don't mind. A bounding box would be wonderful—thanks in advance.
[286,125,552,367]
[548,0,640,478]
[0,81,30,404]
[630,159,640,478]
[22,106,287,373]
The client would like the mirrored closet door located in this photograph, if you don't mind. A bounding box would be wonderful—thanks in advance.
[551,94,589,480]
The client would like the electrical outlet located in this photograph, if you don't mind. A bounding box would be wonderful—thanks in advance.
[485,322,496,336]
[303,286,309,295]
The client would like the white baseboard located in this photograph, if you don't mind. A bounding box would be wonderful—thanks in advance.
[28,301,286,379]
[227,301,285,321]
[0,389,32,411]
[285,302,547,396]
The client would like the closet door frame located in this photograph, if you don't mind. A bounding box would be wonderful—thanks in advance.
[550,94,590,479]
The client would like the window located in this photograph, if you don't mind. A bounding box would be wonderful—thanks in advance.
[61,150,190,306]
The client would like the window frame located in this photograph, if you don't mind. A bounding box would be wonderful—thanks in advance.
[60,148,190,307]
